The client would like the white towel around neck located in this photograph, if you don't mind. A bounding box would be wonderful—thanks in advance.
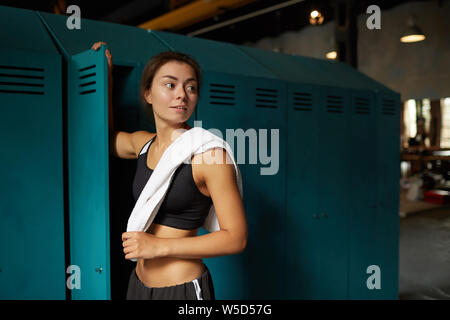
[126,126,243,238]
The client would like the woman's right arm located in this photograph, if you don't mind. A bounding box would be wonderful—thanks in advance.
[91,41,145,160]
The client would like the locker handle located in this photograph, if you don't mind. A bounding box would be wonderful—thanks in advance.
[95,267,103,274]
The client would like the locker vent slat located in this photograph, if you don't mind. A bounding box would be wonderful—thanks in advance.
[355,97,370,115]
[209,83,235,106]
[0,65,45,95]
[256,88,278,109]
[78,64,97,95]
[79,65,95,72]
[292,91,312,111]
[326,95,343,113]
[0,65,44,72]
[382,98,395,115]
[79,72,96,80]
[80,89,96,95]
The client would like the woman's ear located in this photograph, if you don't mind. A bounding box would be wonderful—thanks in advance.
[144,89,152,104]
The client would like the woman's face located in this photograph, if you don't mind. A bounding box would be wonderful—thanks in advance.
[145,60,198,125]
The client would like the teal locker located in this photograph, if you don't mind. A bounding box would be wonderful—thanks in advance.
[240,75,287,299]
[195,72,288,299]
[347,89,379,299]
[294,55,383,91]
[196,71,251,299]
[39,12,174,299]
[0,48,65,300]
[198,73,287,299]
[286,82,321,299]
[316,86,351,299]
[67,46,110,300]
[240,46,400,299]
[149,30,275,78]
[38,12,161,65]
[373,91,400,299]
[0,5,65,300]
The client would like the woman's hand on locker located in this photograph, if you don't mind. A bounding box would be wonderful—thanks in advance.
[91,41,112,69]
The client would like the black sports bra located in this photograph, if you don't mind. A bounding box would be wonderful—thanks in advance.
[132,136,213,230]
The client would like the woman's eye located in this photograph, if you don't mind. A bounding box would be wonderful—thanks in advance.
[165,83,174,88]
[187,85,197,92]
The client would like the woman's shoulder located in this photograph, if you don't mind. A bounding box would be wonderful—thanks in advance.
[191,147,235,178]
[133,130,156,156]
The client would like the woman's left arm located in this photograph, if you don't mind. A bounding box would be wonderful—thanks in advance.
[122,148,248,260]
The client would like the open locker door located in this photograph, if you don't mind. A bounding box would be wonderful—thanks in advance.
[68,46,110,300]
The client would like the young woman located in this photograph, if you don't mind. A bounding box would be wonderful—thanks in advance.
[91,42,247,300]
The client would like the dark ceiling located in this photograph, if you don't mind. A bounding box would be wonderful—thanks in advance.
[0,0,437,44]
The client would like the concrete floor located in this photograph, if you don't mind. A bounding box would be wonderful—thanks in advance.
[399,199,450,300]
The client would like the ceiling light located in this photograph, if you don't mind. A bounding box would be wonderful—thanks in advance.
[309,9,324,25]
[400,25,426,43]
[400,15,426,43]
[325,36,337,60]
[326,50,337,60]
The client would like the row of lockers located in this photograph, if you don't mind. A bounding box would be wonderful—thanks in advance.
[0,5,400,299]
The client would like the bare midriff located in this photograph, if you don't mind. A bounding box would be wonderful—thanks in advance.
[135,223,205,288]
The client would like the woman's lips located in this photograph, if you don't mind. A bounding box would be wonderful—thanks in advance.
[170,106,187,112]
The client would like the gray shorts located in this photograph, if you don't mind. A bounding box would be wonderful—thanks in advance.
[126,264,215,300]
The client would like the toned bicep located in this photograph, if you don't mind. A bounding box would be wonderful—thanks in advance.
[201,148,247,237]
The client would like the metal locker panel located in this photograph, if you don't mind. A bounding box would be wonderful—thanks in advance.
[239,45,388,92]
[316,86,352,299]
[0,6,58,54]
[38,12,168,65]
[196,71,287,299]
[347,89,379,299]
[0,48,65,299]
[292,56,380,91]
[195,71,248,299]
[239,75,287,299]
[149,31,276,79]
[196,72,251,299]
[237,45,337,87]
[68,46,110,300]
[286,82,321,299]
[196,71,245,130]
[373,91,400,299]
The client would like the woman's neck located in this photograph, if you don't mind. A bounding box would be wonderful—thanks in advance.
[153,122,192,151]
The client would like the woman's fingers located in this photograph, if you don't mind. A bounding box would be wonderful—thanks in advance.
[122,238,136,248]
[91,41,107,51]
[105,49,113,67]
[91,42,113,68]
[123,245,135,255]
[122,232,136,241]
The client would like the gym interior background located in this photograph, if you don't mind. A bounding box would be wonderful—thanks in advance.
[0,0,449,300]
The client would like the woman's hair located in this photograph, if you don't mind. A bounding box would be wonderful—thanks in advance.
[140,51,202,110]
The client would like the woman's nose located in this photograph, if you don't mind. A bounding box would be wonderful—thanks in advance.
[176,86,187,101]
